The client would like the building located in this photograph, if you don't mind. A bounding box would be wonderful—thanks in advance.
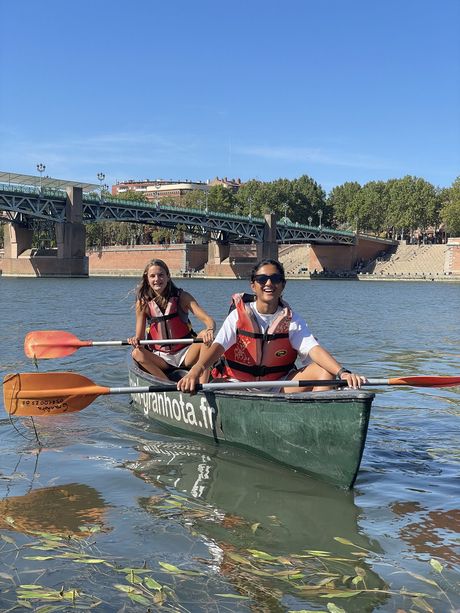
[209,176,242,192]
[112,179,210,203]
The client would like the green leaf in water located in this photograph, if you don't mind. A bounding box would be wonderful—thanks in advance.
[128,593,151,605]
[113,584,136,593]
[333,537,369,551]
[117,567,152,574]
[159,562,182,573]
[406,571,438,587]
[144,576,162,590]
[429,558,443,573]
[227,552,252,565]
[215,593,251,599]
[1,534,16,545]
[251,522,260,533]
[411,596,435,612]
[320,590,362,598]
[247,549,278,561]
[327,604,347,613]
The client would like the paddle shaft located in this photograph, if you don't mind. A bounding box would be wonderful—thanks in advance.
[111,377,455,393]
[96,338,202,347]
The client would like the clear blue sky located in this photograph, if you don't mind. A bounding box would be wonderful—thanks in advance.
[1,0,459,194]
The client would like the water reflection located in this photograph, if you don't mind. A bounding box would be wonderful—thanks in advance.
[390,501,460,565]
[126,439,389,610]
[0,483,110,536]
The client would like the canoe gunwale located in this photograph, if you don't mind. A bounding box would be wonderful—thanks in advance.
[128,358,375,404]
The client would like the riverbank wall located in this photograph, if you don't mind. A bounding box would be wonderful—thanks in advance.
[1,238,459,281]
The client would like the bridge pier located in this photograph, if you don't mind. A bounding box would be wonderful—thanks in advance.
[203,213,279,277]
[257,213,278,261]
[1,187,88,277]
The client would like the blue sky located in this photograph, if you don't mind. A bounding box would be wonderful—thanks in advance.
[1,0,459,194]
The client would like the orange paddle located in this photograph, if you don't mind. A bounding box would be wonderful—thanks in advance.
[24,330,203,359]
[3,372,460,417]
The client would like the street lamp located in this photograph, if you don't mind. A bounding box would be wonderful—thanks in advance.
[205,191,209,215]
[308,216,312,226]
[283,202,288,224]
[318,209,323,229]
[248,197,253,219]
[97,172,105,201]
[36,163,46,192]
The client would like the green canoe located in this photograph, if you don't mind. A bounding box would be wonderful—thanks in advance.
[128,360,374,489]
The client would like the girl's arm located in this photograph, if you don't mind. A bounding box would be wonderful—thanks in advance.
[128,301,147,347]
[309,345,365,387]
[181,291,215,344]
[177,342,225,393]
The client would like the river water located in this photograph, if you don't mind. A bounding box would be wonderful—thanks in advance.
[0,277,459,612]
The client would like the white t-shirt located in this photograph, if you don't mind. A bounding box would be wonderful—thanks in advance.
[214,302,319,366]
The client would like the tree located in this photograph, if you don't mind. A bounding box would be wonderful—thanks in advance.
[327,182,362,228]
[235,180,266,217]
[208,184,236,213]
[387,176,438,239]
[290,175,327,225]
[353,181,388,234]
[441,176,460,236]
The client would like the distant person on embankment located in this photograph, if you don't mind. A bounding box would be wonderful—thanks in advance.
[128,259,215,381]
[177,258,366,394]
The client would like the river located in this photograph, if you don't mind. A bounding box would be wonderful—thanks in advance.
[0,276,459,612]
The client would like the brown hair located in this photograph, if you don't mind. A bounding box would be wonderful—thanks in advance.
[136,259,180,312]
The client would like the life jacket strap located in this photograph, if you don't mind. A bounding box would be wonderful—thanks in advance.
[224,359,296,377]
[236,328,289,341]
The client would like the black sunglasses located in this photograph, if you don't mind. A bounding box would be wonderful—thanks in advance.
[253,273,285,285]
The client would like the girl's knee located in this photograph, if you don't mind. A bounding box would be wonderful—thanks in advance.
[132,347,145,362]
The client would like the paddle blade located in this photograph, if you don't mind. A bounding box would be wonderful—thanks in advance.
[387,375,460,388]
[24,331,91,359]
[3,372,107,416]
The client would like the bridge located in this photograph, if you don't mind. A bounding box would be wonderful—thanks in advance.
[0,173,390,277]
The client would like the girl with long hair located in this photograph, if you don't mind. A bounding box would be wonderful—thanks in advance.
[128,259,215,381]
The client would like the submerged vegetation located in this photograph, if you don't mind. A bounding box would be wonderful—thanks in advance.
[0,491,457,612]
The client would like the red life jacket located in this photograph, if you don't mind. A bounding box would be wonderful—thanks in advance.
[147,288,195,354]
[212,293,297,381]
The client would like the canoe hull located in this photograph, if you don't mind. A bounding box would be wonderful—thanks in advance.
[128,361,374,488]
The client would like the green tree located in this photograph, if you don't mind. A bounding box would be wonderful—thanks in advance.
[208,184,236,213]
[353,181,389,234]
[290,175,327,225]
[387,176,438,239]
[327,182,362,228]
[440,176,460,236]
[235,180,267,217]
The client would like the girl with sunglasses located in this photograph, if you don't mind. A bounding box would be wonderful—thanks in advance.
[177,258,365,393]
[128,259,215,381]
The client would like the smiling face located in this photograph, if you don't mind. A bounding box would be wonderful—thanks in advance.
[146,264,170,295]
[250,263,286,313]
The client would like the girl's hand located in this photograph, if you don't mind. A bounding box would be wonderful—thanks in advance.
[339,371,367,389]
[177,364,204,394]
[127,336,140,348]
[202,328,215,347]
